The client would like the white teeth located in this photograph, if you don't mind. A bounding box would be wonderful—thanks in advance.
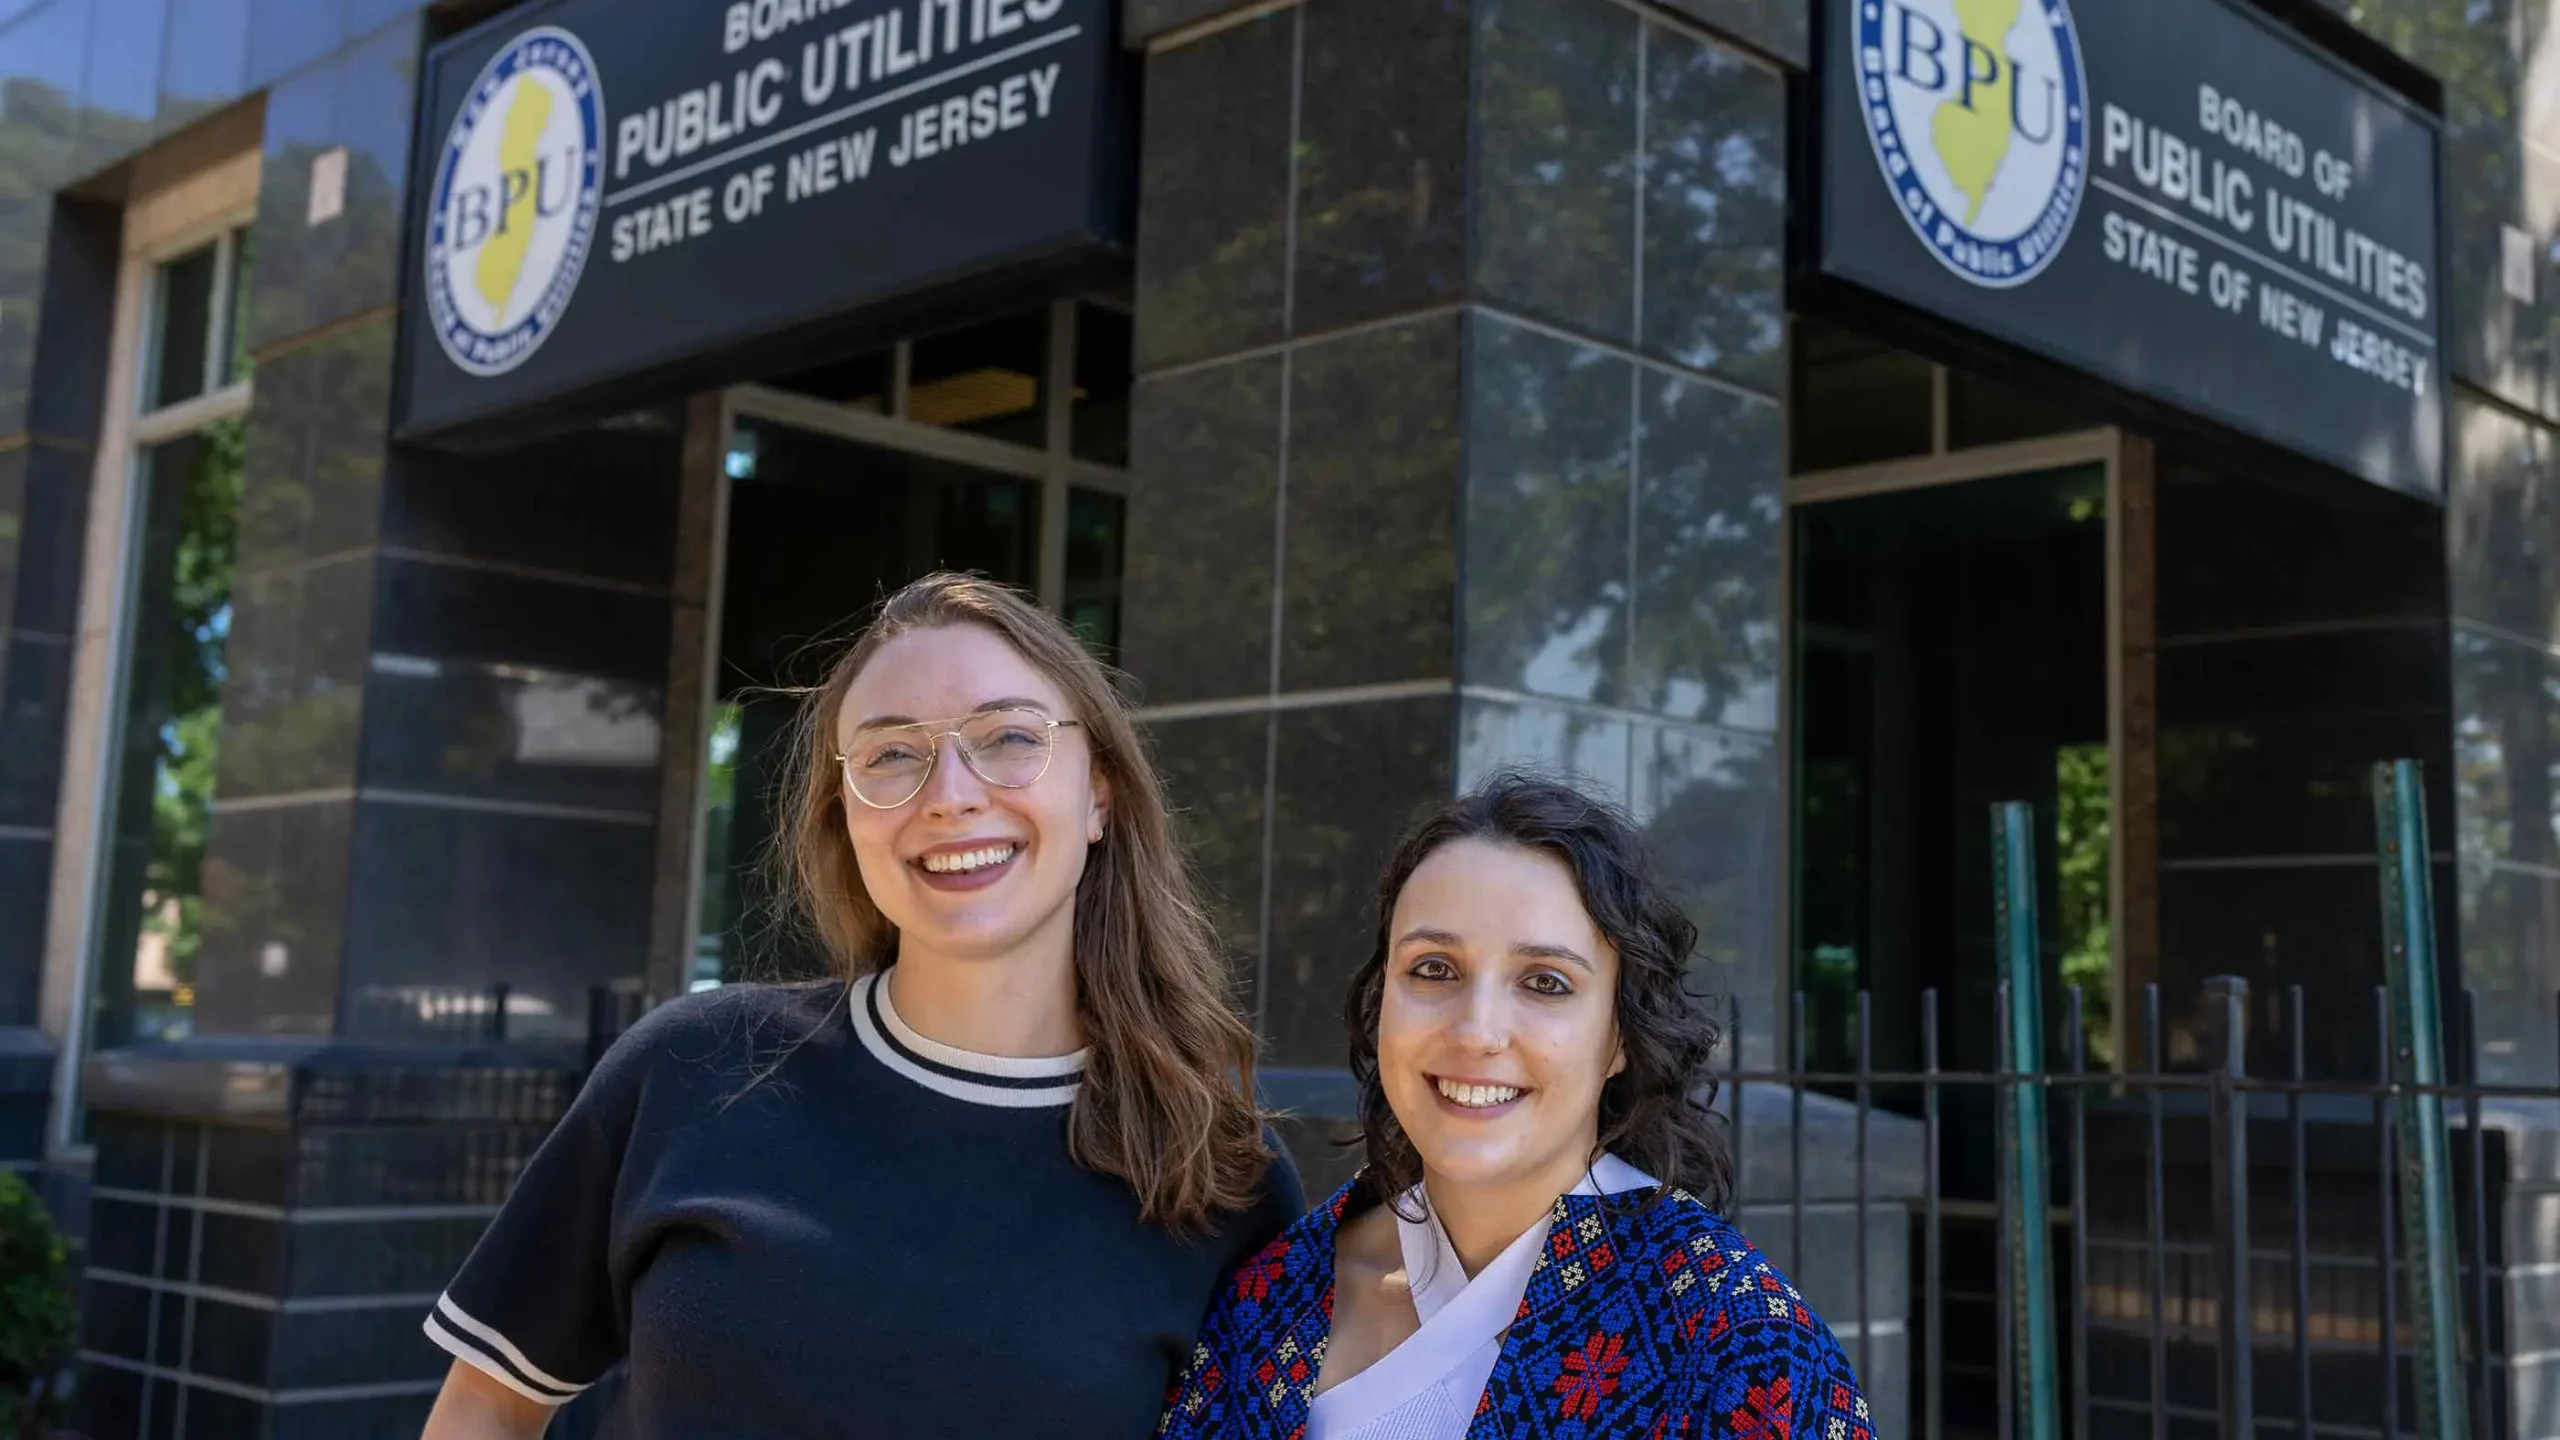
[921,845,1018,874]
[1435,1078,1522,1109]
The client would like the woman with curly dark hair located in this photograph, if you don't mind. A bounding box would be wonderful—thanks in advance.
[1162,773,1868,1440]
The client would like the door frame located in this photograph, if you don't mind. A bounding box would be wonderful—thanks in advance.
[1784,425,2147,1071]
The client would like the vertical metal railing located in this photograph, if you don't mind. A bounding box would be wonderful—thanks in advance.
[2143,983,2168,1440]
[2204,974,2253,1434]
[1922,987,1944,1440]
[1991,801,2059,1440]
[2287,984,2315,1440]
[2373,759,2469,1440]
[1725,762,2555,1440]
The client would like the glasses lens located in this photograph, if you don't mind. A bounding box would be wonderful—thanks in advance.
[960,711,1055,788]
[845,733,933,807]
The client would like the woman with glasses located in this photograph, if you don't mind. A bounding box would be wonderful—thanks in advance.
[1161,775,1867,1440]
[420,572,1302,1440]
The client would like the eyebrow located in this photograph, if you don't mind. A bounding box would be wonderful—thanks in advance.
[852,697,1054,732]
[1394,927,1598,975]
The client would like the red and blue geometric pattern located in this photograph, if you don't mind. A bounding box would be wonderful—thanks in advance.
[1160,1178,1871,1440]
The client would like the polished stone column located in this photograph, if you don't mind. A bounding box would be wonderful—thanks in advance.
[0,195,119,1181]
[1120,0,1873,1394]
[1121,0,1790,1155]
[73,19,684,1435]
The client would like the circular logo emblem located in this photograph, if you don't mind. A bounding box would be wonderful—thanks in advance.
[1856,0,2088,289]
[425,27,605,376]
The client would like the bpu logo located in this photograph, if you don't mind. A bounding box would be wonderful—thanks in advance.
[425,27,605,377]
[1856,0,2088,288]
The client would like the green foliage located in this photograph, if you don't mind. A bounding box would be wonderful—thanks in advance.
[0,1174,73,1430]
[137,417,243,988]
[2054,744,2113,1067]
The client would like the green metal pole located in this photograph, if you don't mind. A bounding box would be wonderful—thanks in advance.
[2371,759,2469,1440]
[1992,802,2060,1440]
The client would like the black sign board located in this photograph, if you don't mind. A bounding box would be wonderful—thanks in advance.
[1821,0,2443,498]
[396,0,1125,437]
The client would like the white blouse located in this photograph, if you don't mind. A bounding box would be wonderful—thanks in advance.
[1305,1155,1660,1440]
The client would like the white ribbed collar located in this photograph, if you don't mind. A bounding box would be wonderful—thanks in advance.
[846,969,1086,1108]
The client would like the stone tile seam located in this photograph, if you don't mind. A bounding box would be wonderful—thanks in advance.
[1136,683,1783,745]
[1614,0,1791,75]
[232,545,380,588]
[2157,853,2456,871]
[77,1352,446,1407]
[1134,679,1454,722]
[246,304,399,368]
[0,432,97,456]
[1139,303,1782,411]
[237,545,677,601]
[2478,858,2560,883]
[209,785,655,826]
[2157,615,2442,648]
[87,1268,441,1316]
[1134,0,1783,78]
[1139,0,1301,55]
[2455,615,2560,667]
[1137,303,1469,386]
[376,546,680,600]
[2448,372,2560,439]
[91,1189,504,1224]
[1455,683,1780,741]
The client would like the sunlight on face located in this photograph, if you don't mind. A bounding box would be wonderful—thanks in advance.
[835,624,1108,968]
[1377,839,1623,1199]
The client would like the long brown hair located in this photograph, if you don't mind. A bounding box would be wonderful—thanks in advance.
[773,572,1271,1231]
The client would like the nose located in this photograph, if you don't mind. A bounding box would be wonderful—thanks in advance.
[1449,976,1510,1055]
[915,732,990,818]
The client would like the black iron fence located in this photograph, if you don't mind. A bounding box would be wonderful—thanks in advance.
[1716,975,2560,1440]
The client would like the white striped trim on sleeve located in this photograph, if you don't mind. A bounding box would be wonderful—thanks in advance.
[423,1293,590,1407]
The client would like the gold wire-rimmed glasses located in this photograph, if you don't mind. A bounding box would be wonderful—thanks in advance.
[836,708,1085,810]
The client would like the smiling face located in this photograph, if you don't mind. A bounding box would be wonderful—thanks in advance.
[834,623,1108,970]
[1377,838,1624,1203]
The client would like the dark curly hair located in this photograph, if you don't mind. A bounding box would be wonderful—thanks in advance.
[1343,772,1735,1214]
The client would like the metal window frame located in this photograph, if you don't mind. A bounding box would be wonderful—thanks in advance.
[52,209,258,1153]
[135,223,251,429]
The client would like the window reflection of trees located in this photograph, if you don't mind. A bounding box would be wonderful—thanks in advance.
[98,418,244,1049]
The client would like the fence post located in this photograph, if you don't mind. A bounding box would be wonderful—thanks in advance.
[2204,974,2253,1436]
[1992,802,2060,1440]
[2371,758,2469,1440]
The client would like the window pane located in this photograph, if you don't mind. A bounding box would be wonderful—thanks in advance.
[150,242,220,410]
[690,701,742,991]
[1072,303,1131,466]
[1947,367,2095,451]
[1789,319,1932,473]
[908,310,1047,448]
[764,346,891,413]
[89,419,244,1064]
[938,472,1040,580]
[1063,487,1124,660]
[222,227,256,387]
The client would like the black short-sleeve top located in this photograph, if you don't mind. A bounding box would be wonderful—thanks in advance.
[424,974,1304,1438]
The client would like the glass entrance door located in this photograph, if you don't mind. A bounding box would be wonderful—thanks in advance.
[1793,463,2115,1082]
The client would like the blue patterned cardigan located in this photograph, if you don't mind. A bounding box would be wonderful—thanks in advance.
[1160,1177,1872,1440]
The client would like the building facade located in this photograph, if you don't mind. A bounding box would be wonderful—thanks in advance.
[0,0,2552,1433]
